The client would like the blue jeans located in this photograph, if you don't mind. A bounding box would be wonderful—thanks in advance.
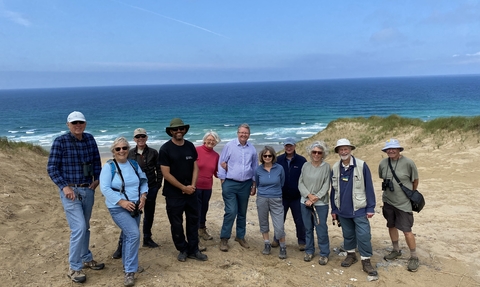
[109,207,141,273]
[196,188,212,228]
[59,187,94,271]
[338,215,373,257]
[220,179,252,239]
[301,204,330,257]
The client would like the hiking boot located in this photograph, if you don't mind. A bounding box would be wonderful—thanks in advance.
[384,250,402,260]
[199,243,207,252]
[67,269,86,283]
[262,243,272,255]
[279,246,287,259]
[407,257,419,272]
[199,228,213,241]
[188,251,208,261]
[318,256,329,266]
[362,259,378,276]
[298,244,306,251]
[341,252,358,267]
[304,253,314,262]
[271,240,279,248]
[112,242,122,259]
[124,272,135,287]
[83,260,105,270]
[143,237,159,248]
[177,251,187,262]
[235,237,250,248]
[219,238,229,252]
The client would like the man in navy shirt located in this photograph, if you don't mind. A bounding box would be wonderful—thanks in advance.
[273,138,307,251]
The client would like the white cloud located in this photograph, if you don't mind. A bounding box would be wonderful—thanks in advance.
[466,51,480,57]
[1,6,31,27]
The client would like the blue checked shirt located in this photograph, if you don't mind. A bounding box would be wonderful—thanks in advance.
[47,132,102,190]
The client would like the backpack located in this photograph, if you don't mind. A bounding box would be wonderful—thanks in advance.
[106,159,141,197]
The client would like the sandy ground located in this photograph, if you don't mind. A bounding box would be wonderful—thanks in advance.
[1,123,480,287]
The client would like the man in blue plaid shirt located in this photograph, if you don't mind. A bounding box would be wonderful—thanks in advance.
[47,111,104,283]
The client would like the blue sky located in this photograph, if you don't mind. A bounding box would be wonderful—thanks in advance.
[1,0,479,89]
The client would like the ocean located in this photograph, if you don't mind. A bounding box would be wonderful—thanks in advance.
[1,75,479,154]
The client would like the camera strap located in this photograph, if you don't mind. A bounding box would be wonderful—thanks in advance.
[388,158,405,188]
[112,159,141,201]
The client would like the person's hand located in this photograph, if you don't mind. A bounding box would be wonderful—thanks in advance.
[221,161,228,171]
[62,186,76,201]
[119,199,135,211]
[89,180,99,190]
[366,213,374,219]
[331,213,337,220]
[138,194,147,209]
[182,185,196,195]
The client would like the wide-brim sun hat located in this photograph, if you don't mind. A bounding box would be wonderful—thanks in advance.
[165,118,190,136]
[334,138,356,153]
[382,138,404,152]
[67,111,86,122]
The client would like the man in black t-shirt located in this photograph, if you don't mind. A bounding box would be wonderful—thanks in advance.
[158,118,208,262]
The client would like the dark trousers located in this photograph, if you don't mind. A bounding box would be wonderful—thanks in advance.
[165,195,199,254]
[143,186,159,239]
[274,197,306,244]
[196,189,212,229]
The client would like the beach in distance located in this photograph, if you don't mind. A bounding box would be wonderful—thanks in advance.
[1,116,480,286]
[1,75,480,153]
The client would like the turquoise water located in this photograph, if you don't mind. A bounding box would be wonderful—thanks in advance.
[1,75,479,152]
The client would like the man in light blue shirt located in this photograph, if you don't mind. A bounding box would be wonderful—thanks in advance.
[217,123,258,251]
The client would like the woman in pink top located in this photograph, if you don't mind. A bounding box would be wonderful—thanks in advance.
[196,131,221,241]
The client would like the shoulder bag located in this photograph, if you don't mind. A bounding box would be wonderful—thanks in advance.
[388,158,425,213]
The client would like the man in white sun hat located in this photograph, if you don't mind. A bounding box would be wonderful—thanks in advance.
[330,138,378,277]
[378,138,420,272]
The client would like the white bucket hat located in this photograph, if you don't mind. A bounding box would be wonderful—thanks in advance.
[382,138,404,152]
[334,138,356,153]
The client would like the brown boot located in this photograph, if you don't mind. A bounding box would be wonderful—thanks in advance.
[362,258,378,276]
[199,228,213,241]
[341,252,358,267]
[219,238,229,252]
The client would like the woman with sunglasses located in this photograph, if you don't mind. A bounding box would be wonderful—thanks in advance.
[255,146,287,258]
[100,137,148,287]
[298,141,331,265]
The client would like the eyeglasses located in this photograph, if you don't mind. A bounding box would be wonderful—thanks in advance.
[311,151,323,155]
[171,127,186,132]
[134,134,147,139]
[114,146,129,152]
[263,154,273,158]
[71,121,85,125]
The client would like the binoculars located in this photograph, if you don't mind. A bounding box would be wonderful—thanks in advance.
[382,179,394,191]
[130,201,143,218]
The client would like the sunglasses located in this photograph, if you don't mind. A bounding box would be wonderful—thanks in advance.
[134,134,147,139]
[311,151,323,155]
[171,127,186,132]
[263,154,273,158]
[115,146,129,152]
[71,121,85,125]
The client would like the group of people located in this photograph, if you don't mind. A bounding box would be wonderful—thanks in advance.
[47,111,420,286]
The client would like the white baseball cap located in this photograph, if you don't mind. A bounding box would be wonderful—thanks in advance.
[67,111,86,122]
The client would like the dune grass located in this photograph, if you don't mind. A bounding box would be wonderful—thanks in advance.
[0,137,49,156]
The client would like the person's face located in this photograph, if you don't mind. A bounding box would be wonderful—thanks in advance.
[204,135,217,149]
[262,151,273,164]
[237,127,250,144]
[134,134,148,148]
[284,144,295,155]
[311,147,324,163]
[170,126,186,141]
[385,148,401,160]
[113,143,129,162]
[67,120,86,138]
[337,146,352,161]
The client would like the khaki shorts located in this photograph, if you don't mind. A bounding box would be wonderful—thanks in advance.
[382,202,414,232]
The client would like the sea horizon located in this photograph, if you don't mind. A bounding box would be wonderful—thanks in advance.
[1,74,480,155]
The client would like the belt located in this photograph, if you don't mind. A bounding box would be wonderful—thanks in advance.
[68,183,90,188]
[226,178,248,183]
